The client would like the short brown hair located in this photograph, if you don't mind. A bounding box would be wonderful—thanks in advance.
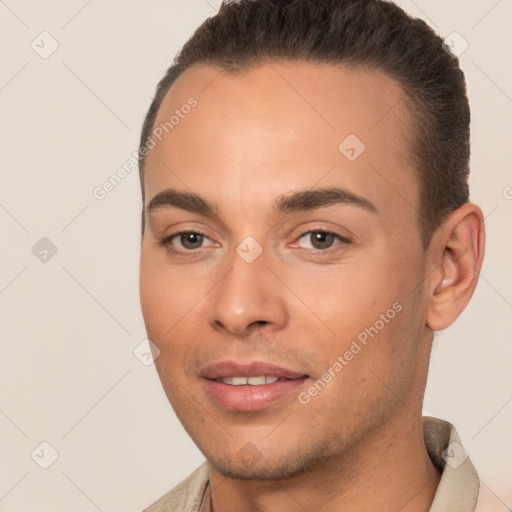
[139,0,470,247]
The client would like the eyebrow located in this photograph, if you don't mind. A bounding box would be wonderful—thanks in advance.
[147,186,378,217]
[273,186,377,215]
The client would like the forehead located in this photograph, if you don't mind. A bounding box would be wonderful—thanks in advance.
[144,61,419,226]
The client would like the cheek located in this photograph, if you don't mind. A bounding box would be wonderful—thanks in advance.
[288,258,398,342]
[139,252,208,373]
[140,246,186,308]
[298,251,423,380]
[139,253,185,341]
[139,258,197,399]
[139,259,164,335]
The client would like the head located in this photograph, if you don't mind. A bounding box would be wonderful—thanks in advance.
[139,0,484,481]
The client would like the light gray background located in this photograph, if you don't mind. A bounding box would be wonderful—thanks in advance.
[1,1,511,511]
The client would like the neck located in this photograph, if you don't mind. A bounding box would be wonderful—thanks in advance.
[208,412,441,512]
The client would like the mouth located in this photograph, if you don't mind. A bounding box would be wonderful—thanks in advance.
[214,376,294,385]
[200,361,310,411]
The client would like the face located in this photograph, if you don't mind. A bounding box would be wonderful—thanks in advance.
[139,62,432,480]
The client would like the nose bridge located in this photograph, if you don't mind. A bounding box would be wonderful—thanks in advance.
[210,239,287,335]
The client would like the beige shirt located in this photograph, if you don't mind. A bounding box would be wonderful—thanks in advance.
[144,416,483,512]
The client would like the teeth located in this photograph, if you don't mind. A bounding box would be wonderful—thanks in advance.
[219,376,282,386]
[248,376,266,385]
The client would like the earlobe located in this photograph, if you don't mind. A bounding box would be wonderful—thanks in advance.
[426,203,485,331]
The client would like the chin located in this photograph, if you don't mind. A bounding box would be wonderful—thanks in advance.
[206,444,332,482]
[209,460,305,481]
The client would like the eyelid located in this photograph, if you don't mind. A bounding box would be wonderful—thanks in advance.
[290,229,350,250]
[158,226,351,255]
[159,228,216,250]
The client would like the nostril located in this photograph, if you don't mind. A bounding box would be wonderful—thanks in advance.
[251,320,268,327]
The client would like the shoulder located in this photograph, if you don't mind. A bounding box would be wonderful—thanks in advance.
[423,416,480,512]
[143,461,210,512]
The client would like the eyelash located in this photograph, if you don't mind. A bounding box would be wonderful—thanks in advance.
[157,229,350,257]
[158,229,213,256]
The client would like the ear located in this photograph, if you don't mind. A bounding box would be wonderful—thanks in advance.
[426,203,485,331]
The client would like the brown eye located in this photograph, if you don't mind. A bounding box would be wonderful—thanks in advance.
[177,232,205,250]
[296,231,341,250]
[310,231,336,249]
[159,229,217,256]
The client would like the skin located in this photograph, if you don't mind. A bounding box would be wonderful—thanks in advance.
[139,62,485,512]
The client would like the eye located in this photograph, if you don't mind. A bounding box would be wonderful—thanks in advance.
[294,230,348,250]
[175,232,205,250]
[159,231,216,253]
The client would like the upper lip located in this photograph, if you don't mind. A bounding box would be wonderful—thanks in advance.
[200,361,309,380]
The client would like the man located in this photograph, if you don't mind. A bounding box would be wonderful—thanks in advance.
[138,0,486,510]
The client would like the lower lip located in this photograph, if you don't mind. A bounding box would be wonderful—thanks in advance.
[202,378,308,411]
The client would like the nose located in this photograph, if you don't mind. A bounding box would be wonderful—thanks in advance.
[209,247,288,337]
